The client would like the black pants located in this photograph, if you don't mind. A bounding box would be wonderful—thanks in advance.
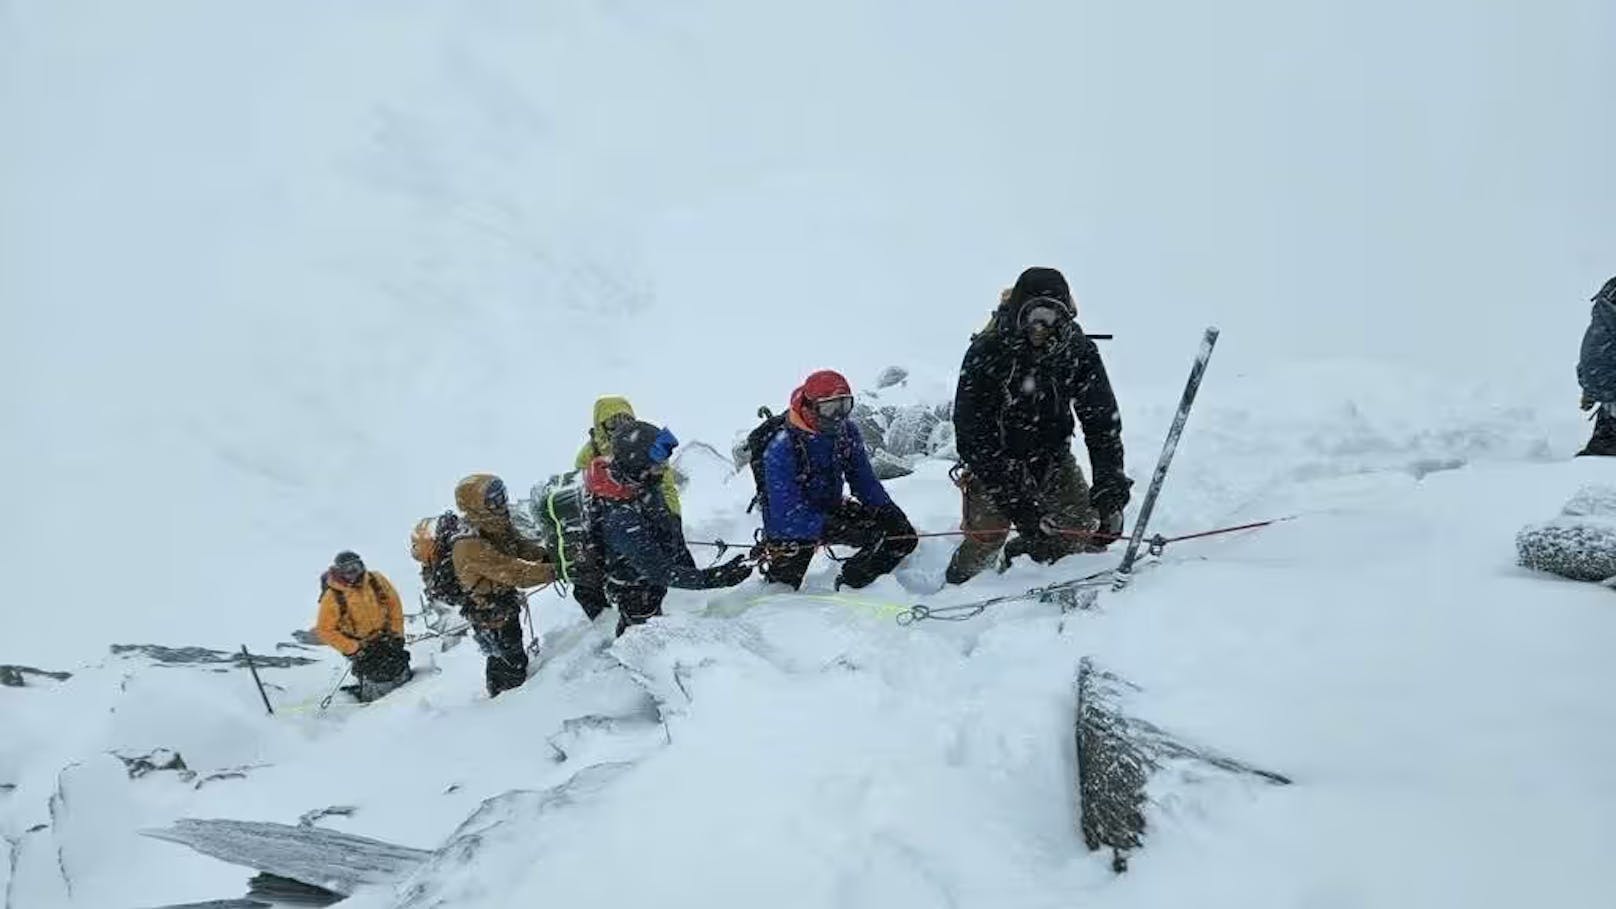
[350,636,411,702]
[572,553,611,621]
[763,501,916,590]
[574,532,694,622]
[471,611,528,698]
[605,579,666,637]
[1580,406,1616,457]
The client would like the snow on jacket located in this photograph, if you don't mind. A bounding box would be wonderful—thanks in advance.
[953,293,1125,512]
[316,570,404,656]
[1578,278,1616,403]
[450,474,554,605]
[762,412,893,541]
[585,459,714,590]
[574,395,683,515]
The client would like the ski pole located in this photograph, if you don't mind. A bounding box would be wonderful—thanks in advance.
[1116,327,1220,586]
[240,645,275,716]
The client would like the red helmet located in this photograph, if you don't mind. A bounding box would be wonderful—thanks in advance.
[792,370,855,432]
[801,369,852,401]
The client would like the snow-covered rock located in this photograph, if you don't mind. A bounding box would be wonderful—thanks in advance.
[143,818,433,897]
[1516,485,1616,583]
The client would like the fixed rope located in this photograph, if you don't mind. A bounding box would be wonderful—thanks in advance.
[685,516,1292,563]
[896,568,1116,625]
[888,518,1295,626]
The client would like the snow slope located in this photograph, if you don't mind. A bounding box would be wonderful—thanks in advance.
[3,0,1614,665]
[4,0,1616,906]
[4,402,1614,907]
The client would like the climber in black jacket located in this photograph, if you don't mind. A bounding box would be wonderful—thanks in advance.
[947,266,1132,583]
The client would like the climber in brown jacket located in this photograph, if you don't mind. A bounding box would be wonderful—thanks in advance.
[450,474,555,696]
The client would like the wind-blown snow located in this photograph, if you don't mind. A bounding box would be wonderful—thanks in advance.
[5,443,1616,907]
[3,0,1613,664]
[3,1,1616,906]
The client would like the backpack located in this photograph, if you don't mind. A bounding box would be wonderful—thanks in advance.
[745,406,836,516]
[409,511,475,609]
[530,471,595,584]
[744,408,789,514]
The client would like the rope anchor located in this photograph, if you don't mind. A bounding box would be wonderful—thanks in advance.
[893,516,1293,625]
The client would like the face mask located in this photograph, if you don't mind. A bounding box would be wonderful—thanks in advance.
[1017,297,1071,347]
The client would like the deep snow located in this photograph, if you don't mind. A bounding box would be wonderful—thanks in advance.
[4,0,1616,906]
[4,0,1614,665]
[5,392,1616,907]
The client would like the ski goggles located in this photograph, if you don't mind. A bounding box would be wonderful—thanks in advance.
[811,395,855,421]
[602,412,636,434]
[333,555,366,582]
[648,426,680,466]
[1019,296,1071,332]
[483,478,508,511]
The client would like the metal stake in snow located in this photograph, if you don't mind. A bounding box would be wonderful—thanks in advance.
[1114,327,1220,587]
[241,645,275,716]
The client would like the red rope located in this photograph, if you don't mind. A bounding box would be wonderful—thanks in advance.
[691,516,1292,555]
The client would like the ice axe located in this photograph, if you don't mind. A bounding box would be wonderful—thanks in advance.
[1113,327,1220,589]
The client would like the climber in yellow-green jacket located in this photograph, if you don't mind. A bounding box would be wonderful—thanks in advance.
[571,396,694,620]
[575,396,683,514]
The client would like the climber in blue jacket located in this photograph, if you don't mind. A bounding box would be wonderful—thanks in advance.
[760,369,916,590]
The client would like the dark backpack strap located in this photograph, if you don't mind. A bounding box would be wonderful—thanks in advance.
[322,578,353,637]
[368,575,391,628]
[791,429,812,486]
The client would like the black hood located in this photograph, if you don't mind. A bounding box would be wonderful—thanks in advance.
[1594,276,1616,307]
[1007,267,1074,313]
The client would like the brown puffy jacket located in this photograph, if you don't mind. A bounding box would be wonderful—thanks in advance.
[450,474,555,605]
[316,570,404,656]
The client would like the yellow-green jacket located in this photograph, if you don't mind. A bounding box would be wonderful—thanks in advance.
[574,395,683,515]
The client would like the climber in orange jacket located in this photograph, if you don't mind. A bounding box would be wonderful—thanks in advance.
[315,551,411,701]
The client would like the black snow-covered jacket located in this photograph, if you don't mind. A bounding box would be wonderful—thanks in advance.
[585,461,710,592]
[954,297,1128,525]
[1578,277,1616,403]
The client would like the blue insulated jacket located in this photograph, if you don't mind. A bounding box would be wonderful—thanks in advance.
[1578,278,1616,403]
[762,422,892,540]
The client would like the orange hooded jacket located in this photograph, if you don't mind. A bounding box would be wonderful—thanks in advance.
[315,570,404,656]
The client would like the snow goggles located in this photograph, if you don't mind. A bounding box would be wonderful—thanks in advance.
[483,478,508,511]
[602,412,635,434]
[1019,296,1071,331]
[648,427,679,466]
[333,554,365,581]
[812,395,855,421]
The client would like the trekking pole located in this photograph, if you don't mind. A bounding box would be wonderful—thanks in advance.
[240,645,275,716]
[1115,327,1220,588]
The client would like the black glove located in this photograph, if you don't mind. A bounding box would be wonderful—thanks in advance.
[1002,527,1065,567]
[1025,532,1067,564]
[703,555,754,588]
[1089,475,1133,516]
